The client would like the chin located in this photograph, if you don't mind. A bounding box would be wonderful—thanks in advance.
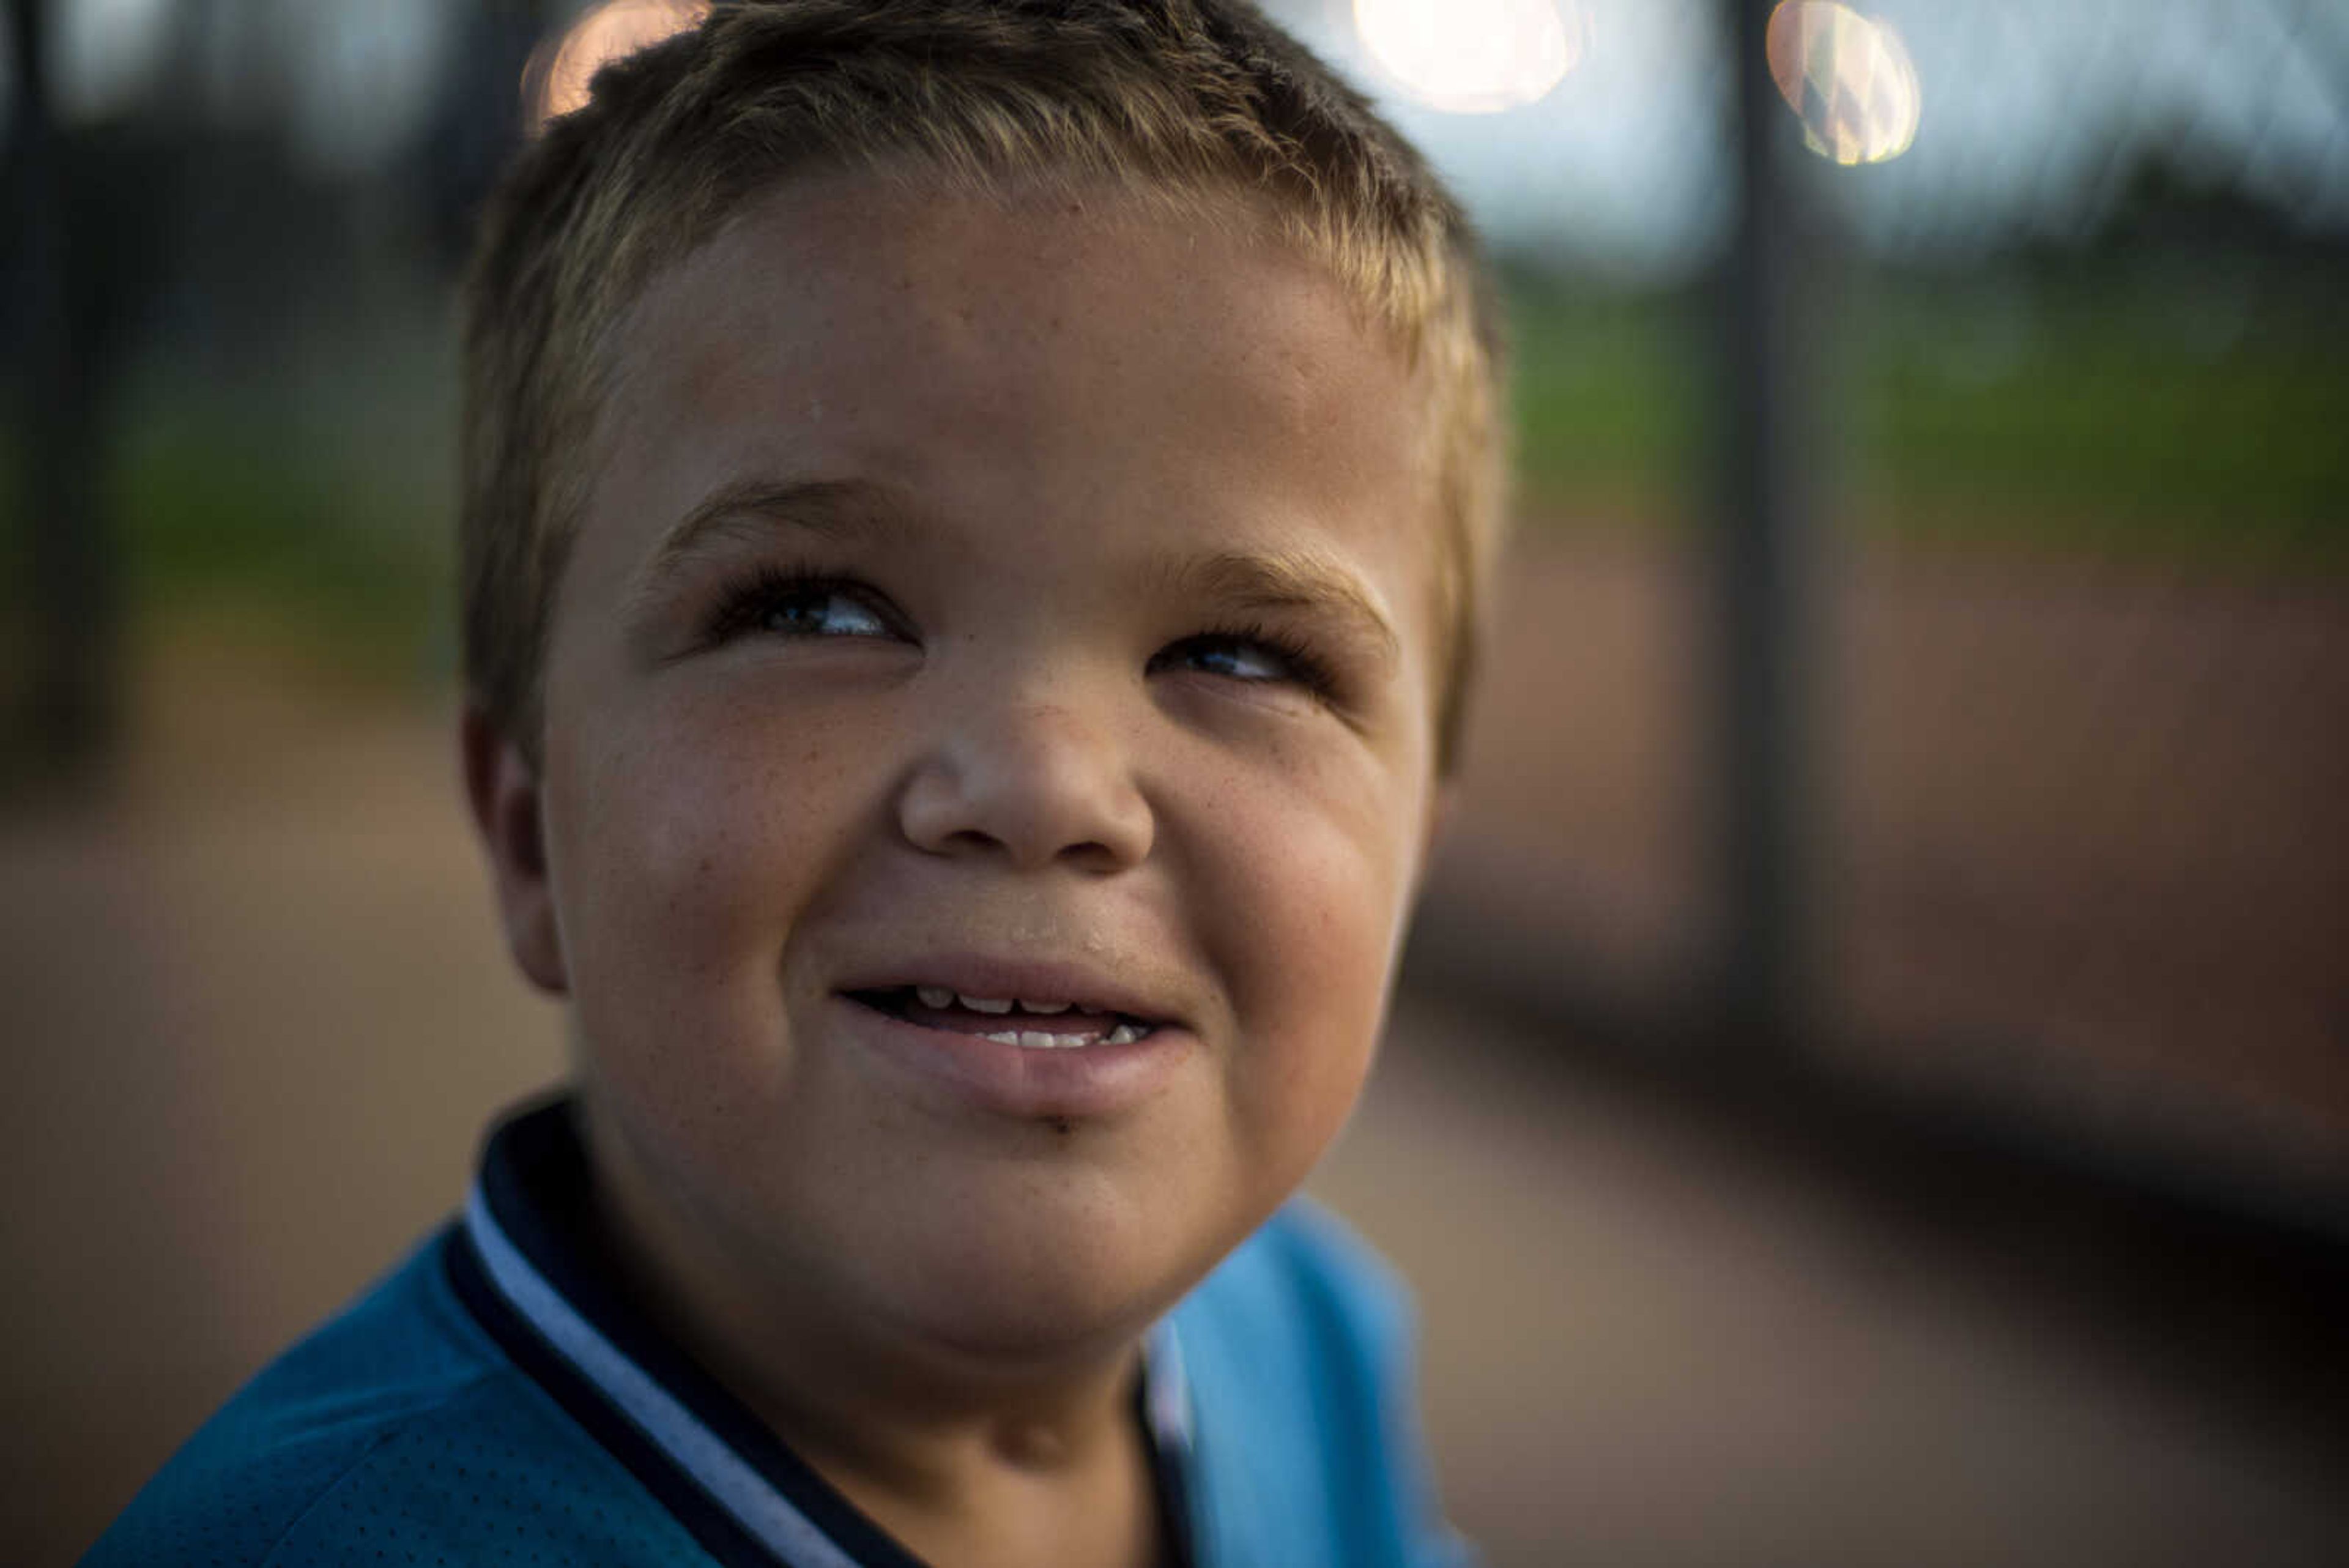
[865,1174,1235,1362]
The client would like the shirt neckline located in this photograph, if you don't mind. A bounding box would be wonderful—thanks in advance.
[445,1096,1198,1568]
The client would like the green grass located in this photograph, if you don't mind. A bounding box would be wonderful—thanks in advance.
[1505,281,1703,518]
[111,412,450,661]
[7,321,464,680]
[1504,265,2349,566]
[1857,340,2345,563]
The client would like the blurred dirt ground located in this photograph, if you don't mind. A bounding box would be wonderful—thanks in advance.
[6,532,2347,1565]
[1441,527,2349,1173]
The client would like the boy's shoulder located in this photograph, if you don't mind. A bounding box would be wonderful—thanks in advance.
[1173,1199,1472,1568]
[79,1230,702,1568]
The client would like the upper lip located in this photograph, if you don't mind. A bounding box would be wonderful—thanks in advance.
[835,954,1186,1025]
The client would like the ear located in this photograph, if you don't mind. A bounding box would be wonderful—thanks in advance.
[462,704,571,996]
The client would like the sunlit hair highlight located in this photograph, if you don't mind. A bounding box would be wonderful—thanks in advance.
[462,0,1507,772]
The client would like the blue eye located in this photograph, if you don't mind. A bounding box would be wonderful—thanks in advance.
[758,584,890,638]
[1153,630,1334,695]
[1178,636,1291,682]
[704,570,902,646]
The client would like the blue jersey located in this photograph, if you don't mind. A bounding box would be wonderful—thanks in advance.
[83,1098,1472,1567]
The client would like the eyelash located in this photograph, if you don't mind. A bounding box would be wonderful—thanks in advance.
[1155,622,1341,699]
[699,564,903,648]
[698,569,1340,699]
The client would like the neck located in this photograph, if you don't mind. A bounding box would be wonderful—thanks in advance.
[580,1107,1168,1568]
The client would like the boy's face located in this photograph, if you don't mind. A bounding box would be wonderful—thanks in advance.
[477,177,1446,1357]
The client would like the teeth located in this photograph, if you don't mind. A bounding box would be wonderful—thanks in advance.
[987,1028,1090,1050]
[900,986,1156,1040]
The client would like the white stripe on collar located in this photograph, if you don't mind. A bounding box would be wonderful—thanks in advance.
[466,1185,866,1568]
[462,1182,1195,1567]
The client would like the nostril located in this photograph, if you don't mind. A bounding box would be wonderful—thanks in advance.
[894,737,1152,869]
[1054,836,1131,875]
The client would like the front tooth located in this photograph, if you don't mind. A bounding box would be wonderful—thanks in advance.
[914,985,955,1009]
[1017,998,1071,1015]
[960,994,1014,1014]
[982,1029,1022,1045]
[1017,1030,1067,1050]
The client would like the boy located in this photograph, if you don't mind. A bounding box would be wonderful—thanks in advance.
[86,1,1504,1563]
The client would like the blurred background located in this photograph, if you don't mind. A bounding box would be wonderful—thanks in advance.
[4,0,2344,1563]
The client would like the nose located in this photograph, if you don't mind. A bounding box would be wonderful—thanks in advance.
[896,693,1154,873]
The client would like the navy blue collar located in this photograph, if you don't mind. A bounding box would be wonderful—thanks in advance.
[445,1096,1198,1568]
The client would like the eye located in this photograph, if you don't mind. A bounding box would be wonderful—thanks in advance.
[703,568,904,646]
[1152,629,1335,695]
[759,585,889,638]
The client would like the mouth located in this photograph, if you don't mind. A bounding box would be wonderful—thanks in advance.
[845,986,1163,1049]
[833,962,1194,1118]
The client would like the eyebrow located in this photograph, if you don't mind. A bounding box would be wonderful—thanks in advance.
[630,475,908,607]
[631,477,1401,663]
[1162,549,1401,665]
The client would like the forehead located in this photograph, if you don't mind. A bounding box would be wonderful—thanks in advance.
[574,174,1442,633]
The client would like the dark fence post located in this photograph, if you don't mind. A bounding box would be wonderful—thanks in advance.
[1710,0,1824,1056]
[8,0,122,779]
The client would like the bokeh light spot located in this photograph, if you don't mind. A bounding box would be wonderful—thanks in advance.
[524,0,711,133]
[1353,0,1586,116]
[1764,1,1920,165]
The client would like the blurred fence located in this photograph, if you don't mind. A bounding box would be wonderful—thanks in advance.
[1305,0,2349,1229]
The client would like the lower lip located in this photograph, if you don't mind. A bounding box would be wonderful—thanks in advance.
[833,995,1194,1120]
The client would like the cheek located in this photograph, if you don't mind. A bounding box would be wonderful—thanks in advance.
[546,683,869,1086]
[1202,755,1420,1175]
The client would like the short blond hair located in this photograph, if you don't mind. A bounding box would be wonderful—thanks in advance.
[462,0,1506,771]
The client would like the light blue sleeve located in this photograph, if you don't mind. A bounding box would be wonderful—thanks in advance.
[1169,1199,1479,1568]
